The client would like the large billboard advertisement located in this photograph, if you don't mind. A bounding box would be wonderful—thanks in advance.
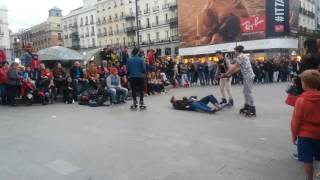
[179,0,299,48]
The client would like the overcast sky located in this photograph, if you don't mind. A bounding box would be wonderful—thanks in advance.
[2,0,83,33]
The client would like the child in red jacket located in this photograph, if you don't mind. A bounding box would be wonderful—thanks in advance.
[291,70,320,180]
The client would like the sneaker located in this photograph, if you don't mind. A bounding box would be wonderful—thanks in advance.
[220,98,227,105]
[292,153,298,160]
[227,99,234,107]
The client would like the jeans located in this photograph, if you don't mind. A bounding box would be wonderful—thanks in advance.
[243,77,254,106]
[180,73,188,86]
[107,87,128,103]
[190,95,219,113]
[73,79,89,96]
[0,84,6,104]
[199,71,206,86]
[219,77,233,100]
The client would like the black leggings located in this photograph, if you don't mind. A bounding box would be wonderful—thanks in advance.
[129,78,144,103]
[6,84,20,105]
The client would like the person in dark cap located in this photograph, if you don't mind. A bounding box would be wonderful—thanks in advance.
[215,50,233,106]
[221,45,256,116]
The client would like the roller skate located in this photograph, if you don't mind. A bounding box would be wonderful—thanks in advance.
[244,106,257,117]
[239,104,249,114]
[139,101,147,110]
[130,100,138,110]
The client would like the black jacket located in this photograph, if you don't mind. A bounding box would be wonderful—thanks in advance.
[70,67,84,79]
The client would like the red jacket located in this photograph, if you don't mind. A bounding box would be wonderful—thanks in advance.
[147,51,155,65]
[0,67,8,84]
[31,59,41,70]
[291,90,320,141]
[0,50,6,63]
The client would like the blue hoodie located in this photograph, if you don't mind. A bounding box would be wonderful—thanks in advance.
[126,55,146,78]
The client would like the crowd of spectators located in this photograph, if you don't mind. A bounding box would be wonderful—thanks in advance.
[0,45,302,107]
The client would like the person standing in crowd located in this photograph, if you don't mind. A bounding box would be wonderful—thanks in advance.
[198,60,206,86]
[0,49,7,64]
[295,39,320,95]
[120,47,129,66]
[0,61,9,105]
[147,49,155,66]
[291,70,320,180]
[215,51,233,106]
[106,67,128,104]
[127,48,147,109]
[165,58,175,82]
[30,54,41,80]
[178,60,188,86]
[20,44,33,67]
[221,45,256,116]
[6,62,22,106]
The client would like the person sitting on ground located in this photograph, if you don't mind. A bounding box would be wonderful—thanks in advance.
[151,72,163,94]
[63,76,75,104]
[70,61,87,99]
[291,69,320,180]
[53,62,66,100]
[86,61,100,89]
[170,95,222,113]
[146,72,154,95]
[6,62,22,106]
[106,67,128,104]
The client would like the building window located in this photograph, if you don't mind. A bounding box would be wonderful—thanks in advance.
[147,33,151,42]
[147,18,150,27]
[165,14,168,23]
[156,32,160,40]
[58,33,62,40]
[156,16,159,25]
[90,15,94,24]
[85,16,88,25]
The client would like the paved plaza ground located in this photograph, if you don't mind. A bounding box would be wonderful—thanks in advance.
[0,83,312,180]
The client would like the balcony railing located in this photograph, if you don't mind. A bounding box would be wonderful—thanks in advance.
[108,19,112,23]
[91,32,95,36]
[125,14,135,21]
[171,35,179,41]
[144,8,150,14]
[169,17,178,27]
[85,33,89,37]
[126,26,136,35]
[162,3,170,9]
[169,1,178,10]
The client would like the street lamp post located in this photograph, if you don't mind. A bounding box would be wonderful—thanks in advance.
[135,0,140,48]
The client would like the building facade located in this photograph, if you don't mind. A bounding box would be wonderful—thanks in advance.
[63,0,97,50]
[63,7,82,50]
[0,5,10,59]
[10,7,64,56]
[299,0,317,33]
[31,7,64,52]
[135,0,179,56]
[96,0,128,47]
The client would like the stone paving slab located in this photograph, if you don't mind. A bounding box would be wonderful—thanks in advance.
[0,83,313,180]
